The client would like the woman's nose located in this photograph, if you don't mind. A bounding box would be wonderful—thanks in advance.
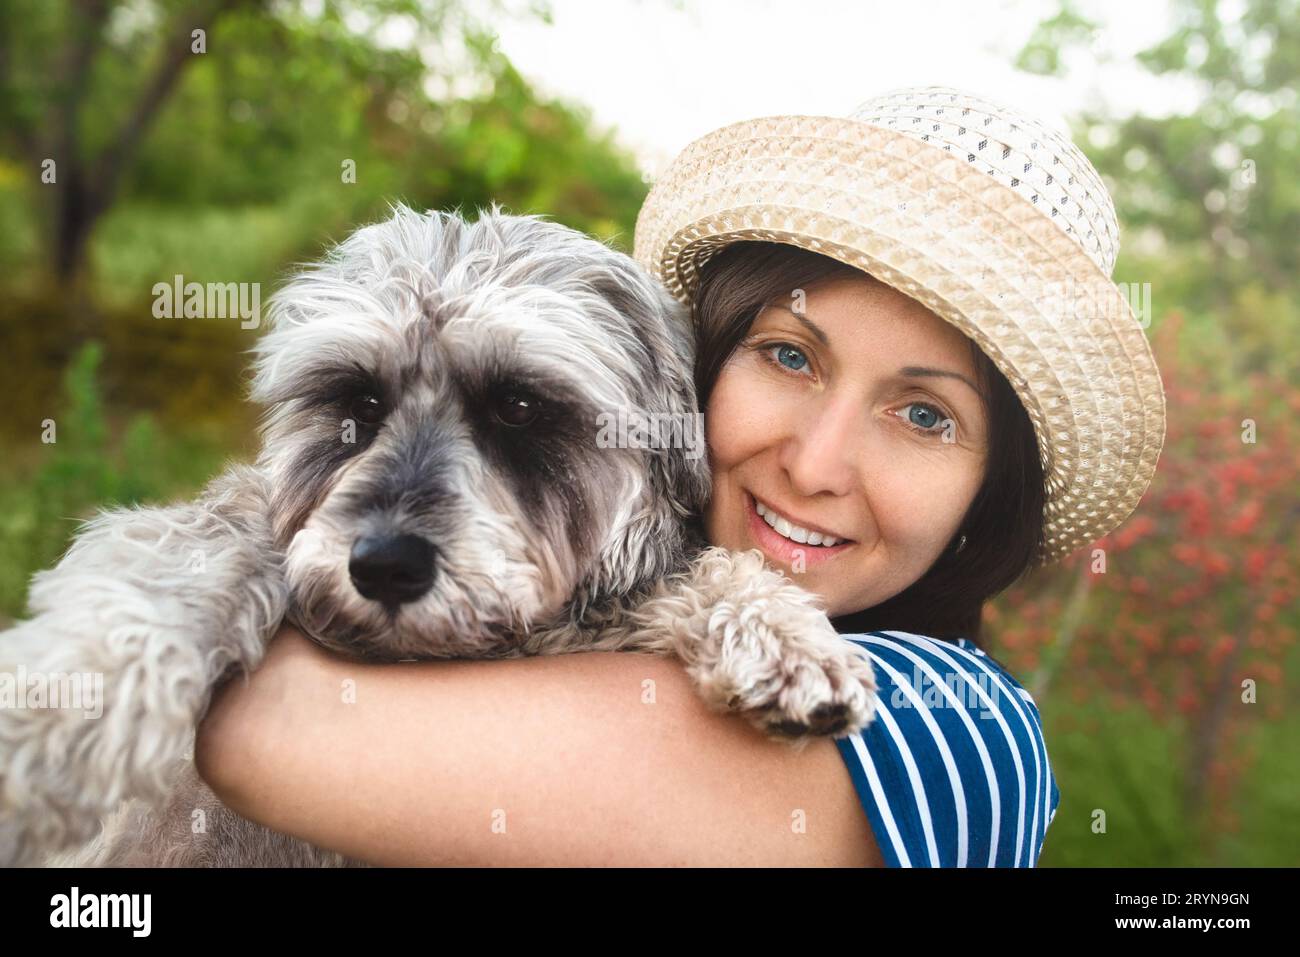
[777,394,862,498]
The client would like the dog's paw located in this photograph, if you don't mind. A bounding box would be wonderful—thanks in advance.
[693,597,879,741]
[735,639,878,741]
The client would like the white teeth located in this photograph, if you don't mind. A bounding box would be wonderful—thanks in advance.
[753,497,841,547]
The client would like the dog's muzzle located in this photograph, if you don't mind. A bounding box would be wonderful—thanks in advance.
[348,533,439,606]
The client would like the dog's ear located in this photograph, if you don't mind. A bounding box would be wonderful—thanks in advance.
[584,255,711,518]
[568,255,712,605]
[640,282,713,523]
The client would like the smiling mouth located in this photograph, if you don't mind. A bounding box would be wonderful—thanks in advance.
[752,495,851,546]
[743,491,856,567]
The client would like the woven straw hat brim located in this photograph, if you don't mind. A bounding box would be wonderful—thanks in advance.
[634,115,1167,567]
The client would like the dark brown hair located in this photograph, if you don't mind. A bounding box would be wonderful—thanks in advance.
[691,241,1046,647]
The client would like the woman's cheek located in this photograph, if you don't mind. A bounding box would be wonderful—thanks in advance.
[704,364,782,547]
[707,365,772,462]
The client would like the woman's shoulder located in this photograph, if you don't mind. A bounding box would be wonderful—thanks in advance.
[832,629,1060,867]
[838,629,1042,715]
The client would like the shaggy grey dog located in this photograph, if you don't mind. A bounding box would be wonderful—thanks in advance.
[0,205,878,867]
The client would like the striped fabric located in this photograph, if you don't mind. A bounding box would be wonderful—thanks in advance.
[834,630,1060,867]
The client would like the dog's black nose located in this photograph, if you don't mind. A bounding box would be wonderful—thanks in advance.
[349,534,438,605]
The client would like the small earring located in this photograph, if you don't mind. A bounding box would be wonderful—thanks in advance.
[955,534,967,554]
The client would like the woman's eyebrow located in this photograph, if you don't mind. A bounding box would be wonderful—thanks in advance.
[771,304,830,346]
[900,366,985,402]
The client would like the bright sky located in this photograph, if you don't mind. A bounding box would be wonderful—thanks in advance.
[488,0,1197,176]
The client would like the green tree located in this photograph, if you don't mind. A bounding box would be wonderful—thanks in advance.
[0,0,547,290]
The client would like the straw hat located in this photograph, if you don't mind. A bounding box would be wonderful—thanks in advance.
[633,85,1166,567]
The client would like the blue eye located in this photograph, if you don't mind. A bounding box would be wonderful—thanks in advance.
[908,403,941,429]
[774,344,808,371]
[903,402,952,437]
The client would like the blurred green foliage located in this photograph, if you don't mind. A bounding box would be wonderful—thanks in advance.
[0,341,235,614]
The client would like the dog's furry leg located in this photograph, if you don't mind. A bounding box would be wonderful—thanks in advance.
[49,768,357,868]
[0,465,286,865]
[540,547,879,745]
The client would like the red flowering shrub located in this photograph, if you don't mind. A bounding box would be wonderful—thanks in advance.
[988,310,1298,854]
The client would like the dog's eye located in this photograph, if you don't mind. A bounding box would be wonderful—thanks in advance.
[494,391,541,427]
[349,394,386,426]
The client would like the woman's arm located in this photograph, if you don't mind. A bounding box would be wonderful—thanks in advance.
[195,625,882,867]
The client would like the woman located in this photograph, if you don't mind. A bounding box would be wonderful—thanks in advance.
[195,86,1166,867]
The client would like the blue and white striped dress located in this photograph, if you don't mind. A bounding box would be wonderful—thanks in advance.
[834,630,1060,867]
